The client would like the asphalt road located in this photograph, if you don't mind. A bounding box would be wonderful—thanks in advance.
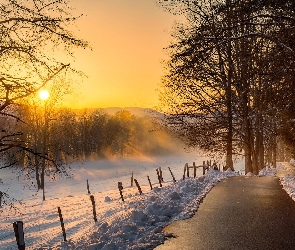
[155,168,295,250]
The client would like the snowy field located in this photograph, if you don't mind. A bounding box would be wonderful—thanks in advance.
[0,154,280,250]
[0,153,237,249]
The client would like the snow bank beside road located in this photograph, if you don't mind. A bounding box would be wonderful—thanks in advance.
[0,169,239,249]
[67,169,239,250]
[281,174,295,202]
[279,161,295,201]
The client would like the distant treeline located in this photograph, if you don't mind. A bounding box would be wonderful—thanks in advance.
[2,107,179,168]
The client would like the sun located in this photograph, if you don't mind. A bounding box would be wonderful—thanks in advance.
[39,90,50,100]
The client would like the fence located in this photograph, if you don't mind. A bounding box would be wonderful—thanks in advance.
[1,159,223,249]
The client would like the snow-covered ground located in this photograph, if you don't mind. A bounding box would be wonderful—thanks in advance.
[280,160,295,201]
[2,155,292,250]
[0,154,244,249]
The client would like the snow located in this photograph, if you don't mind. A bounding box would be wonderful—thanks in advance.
[280,160,295,202]
[245,163,286,177]
[258,167,277,177]
[3,157,295,250]
[0,155,240,249]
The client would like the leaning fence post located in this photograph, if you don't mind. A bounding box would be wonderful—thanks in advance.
[147,175,153,190]
[134,179,142,195]
[57,207,67,242]
[156,168,162,187]
[183,164,186,180]
[87,180,90,194]
[118,182,124,202]
[193,162,196,178]
[159,167,163,181]
[168,167,176,182]
[203,161,206,175]
[13,221,25,250]
[90,195,98,222]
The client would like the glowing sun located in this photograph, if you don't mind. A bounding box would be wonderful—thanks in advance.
[39,90,50,100]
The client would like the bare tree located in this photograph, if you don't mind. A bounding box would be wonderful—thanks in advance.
[0,0,88,158]
[158,0,295,174]
[0,0,88,204]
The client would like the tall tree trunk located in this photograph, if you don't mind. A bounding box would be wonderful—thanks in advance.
[258,113,264,171]
[272,135,277,168]
[34,135,41,189]
[41,105,48,201]
[226,96,234,171]
[243,90,253,174]
[35,156,41,190]
[253,135,259,175]
[244,123,253,174]
[225,0,234,171]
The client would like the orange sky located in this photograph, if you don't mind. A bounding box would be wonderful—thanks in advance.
[63,0,180,109]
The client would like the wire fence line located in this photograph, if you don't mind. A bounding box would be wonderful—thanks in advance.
[0,162,211,249]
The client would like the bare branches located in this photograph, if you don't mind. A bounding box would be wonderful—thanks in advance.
[0,0,88,167]
[159,0,295,170]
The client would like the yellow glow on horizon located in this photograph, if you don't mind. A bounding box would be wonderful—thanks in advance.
[39,90,50,100]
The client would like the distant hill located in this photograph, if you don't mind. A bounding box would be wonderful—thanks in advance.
[98,107,164,118]
[72,107,165,119]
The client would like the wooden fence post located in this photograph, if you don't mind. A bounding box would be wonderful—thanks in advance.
[57,207,67,242]
[13,221,25,250]
[159,167,163,181]
[118,182,124,202]
[134,179,142,195]
[183,164,186,180]
[90,195,98,222]
[131,172,134,187]
[156,168,162,187]
[147,175,153,190]
[193,162,196,178]
[203,161,206,175]
[186,163,189,177]
[168,167,176,182]
[87,180,90,194]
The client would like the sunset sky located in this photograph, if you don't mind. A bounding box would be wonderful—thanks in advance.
[65,0,181,109]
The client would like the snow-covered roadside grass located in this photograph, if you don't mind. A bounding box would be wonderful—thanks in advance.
[280,160,295,202]
[280,174,295,201]
[244,162,286,177]
[0,169,239,250]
